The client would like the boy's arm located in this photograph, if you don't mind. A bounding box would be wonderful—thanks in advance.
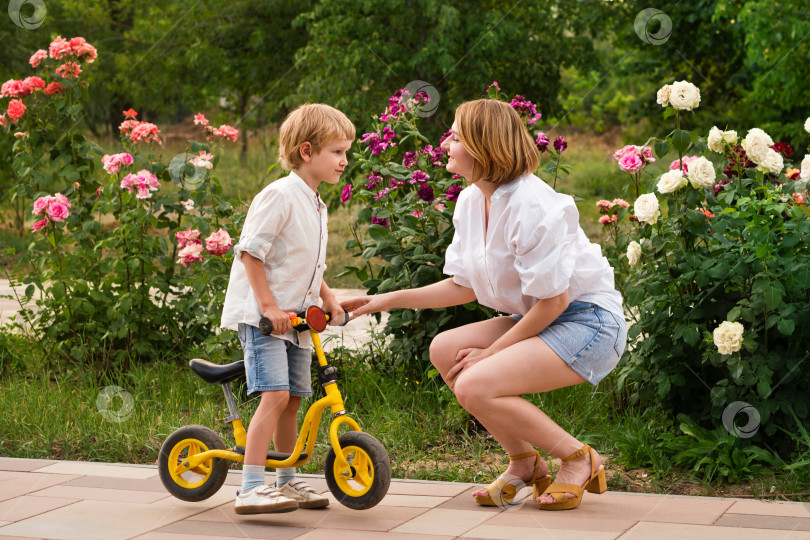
[241,252,292,334]
[320,280,345,325]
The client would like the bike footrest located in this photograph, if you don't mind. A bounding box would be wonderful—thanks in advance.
[232,446,308,461]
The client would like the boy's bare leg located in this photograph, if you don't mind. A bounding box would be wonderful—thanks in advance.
[273,396,301,454]
[244,390,290,465]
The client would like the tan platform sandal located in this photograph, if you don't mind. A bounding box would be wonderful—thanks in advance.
[474,450,552,507]
[538,444,606,511]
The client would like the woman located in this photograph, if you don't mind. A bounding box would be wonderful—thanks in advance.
[341,99,626,510]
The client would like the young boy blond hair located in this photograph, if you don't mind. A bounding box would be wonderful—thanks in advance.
[221,103,355,514]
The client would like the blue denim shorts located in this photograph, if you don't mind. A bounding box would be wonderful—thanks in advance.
[511,301,627,386]
[237,323,312,397]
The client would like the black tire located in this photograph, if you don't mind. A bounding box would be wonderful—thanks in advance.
[325,431,391,510]
[158,425,229,502]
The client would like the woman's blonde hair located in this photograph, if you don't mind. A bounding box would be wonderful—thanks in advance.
[454,99,540,185]
[278,103,356,170]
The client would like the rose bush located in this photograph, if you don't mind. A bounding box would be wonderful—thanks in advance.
[1,39,244,373]
[599,80,810,453]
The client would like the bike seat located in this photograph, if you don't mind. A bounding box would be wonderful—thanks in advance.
[189,358,245,384]
[232,446,308,462]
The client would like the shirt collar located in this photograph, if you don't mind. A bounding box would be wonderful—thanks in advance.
[289,171,325,209]
[491,174,526,201]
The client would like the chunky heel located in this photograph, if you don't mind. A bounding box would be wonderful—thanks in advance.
[586,468,606,494]
[532,475,552,500]
[538,444,606,511]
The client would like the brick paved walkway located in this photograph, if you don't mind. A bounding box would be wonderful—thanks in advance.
[1,457,809,539]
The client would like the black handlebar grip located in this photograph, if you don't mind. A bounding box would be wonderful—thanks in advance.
[339,309,350,327]
[259,316,273,336]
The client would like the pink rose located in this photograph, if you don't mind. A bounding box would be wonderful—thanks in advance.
[175,229,201,249]
[619,153,644,172]
[205,229,233,255]
[7,99,26,121]
[43,82,64,95]
[642,146,656,163]
[130,122,162,145]
[613,145,638,161]
[210,124,239,142]
[596,199,613,213]
[178,243,205,268]
[54,193,71,209]
[193,113,209,126]
[670,155,699,173]
[32,196,52,216]
[598,215,617,225]
[47,202,69,222]
[340,184,352,203]
[31,219,48,232]
[29,49,47,67]
[48,36,72,59]
[21,77,46,95]
[612,198,630,208]
[55,62,81,79]
[1,79,24,98]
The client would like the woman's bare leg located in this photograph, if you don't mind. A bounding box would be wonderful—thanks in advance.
[429,318,552,495]
[452,336,602,504]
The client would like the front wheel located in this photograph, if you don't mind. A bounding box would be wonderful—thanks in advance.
[325,431,391,510]
[158,425,229,502]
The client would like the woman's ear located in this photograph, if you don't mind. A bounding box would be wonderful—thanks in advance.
[298,142,313,163]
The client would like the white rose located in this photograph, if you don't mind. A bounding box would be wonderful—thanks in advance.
[634,193,660,224]
[668,81,701,111]
[657,84,672,107]
[798,155,810,188]
[707,127,738,153]
[627,241,641,267]
[687,156,717,188]
[657,169,688,194]
[757,149,784,176]
[805,117,810,134]
[713,321,744,355]
[741,128,774,165]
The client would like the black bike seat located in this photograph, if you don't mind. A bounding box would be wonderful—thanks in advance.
[232,446,308,461]
[189,358,245,384]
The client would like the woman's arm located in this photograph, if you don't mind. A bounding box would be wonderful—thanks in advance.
[486,289,569,356]
[341,278,476,316]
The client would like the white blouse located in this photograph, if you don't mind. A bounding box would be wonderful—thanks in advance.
[443,174,624,317]
[220,172,328,348]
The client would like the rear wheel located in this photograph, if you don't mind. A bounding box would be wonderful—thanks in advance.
[325,431,391,510]
[158,425,229,502]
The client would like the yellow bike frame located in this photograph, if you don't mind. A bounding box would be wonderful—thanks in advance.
[176,326,361,479]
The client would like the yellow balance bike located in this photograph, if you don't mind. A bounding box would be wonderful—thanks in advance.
[158,306,391,510]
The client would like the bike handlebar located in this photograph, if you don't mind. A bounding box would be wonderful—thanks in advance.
[259,307,350,336]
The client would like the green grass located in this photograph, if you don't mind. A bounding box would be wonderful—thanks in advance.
[2,330,806,498]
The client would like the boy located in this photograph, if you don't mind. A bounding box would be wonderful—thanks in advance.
[221,103,355,514]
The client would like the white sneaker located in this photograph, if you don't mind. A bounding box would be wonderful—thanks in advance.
[234,485,298,514]
[278,479,330,509]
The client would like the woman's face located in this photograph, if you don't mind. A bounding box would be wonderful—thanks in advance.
[441,121,474,180]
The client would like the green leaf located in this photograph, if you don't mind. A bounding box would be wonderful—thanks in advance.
[654,140,670,158]
[777,318,795,336]
[671,129,691,154]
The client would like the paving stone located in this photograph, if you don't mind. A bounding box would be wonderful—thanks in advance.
[30,485,167,504]
[0,472,81,503]
[390,508,493,536]
[32,462,158,479]
[618,521,810,539]
[715,513,810,531]
[154,519,310,539]
[0,458,56,472]
[461,524,620,539]
[726,500,810,518]
[0,495,79,522]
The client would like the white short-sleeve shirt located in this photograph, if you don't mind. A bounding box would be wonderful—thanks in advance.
[220,172,327,348]
[443,174,623,317]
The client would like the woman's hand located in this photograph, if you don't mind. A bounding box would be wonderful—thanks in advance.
[340,293,392,318]
[446,347,492,389]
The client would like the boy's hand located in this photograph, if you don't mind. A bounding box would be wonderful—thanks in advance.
[262,306,293,334]
[322,297,345,326]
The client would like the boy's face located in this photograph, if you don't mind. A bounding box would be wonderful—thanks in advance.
[300,139,353,186]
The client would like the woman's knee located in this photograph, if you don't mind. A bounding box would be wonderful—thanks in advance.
[429,331,459,369]
[453,372,487,413]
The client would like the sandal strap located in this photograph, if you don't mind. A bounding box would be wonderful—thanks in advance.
[561,444,591,463]
[543,482,585,503]
[508,450,539,461]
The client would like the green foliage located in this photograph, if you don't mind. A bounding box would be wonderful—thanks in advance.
[1,38,243,375]
[603,105,810,455]
[292,0,614,134]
